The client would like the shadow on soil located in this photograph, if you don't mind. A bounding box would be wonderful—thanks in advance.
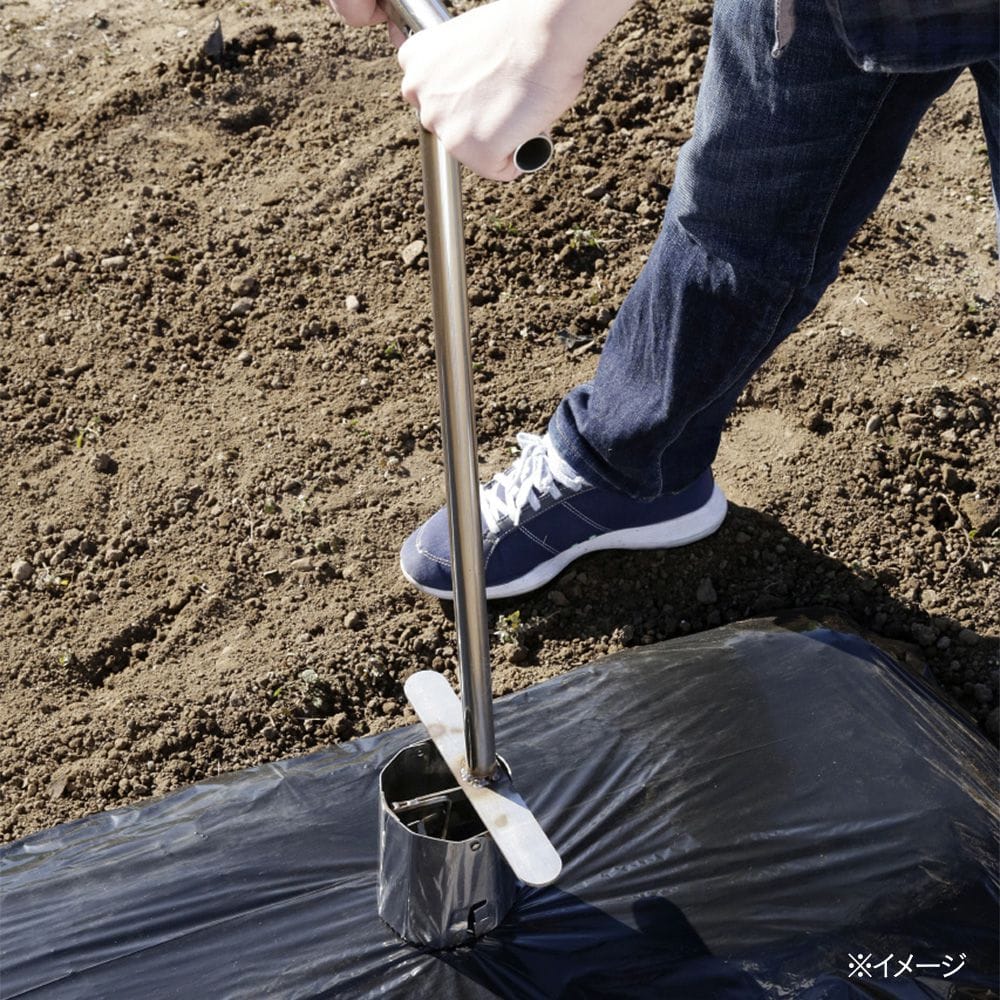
[457,503,998,741]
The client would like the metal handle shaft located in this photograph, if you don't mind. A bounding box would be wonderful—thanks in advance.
[378,0,451,33]
[382,0,498,780]
[380,0,450,31]
[419,128,498,781]
[380,0,551,780]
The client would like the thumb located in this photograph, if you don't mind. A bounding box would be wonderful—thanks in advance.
[387,21,407,48]
[493,158,521,183]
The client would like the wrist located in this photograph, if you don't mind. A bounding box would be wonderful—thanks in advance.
[508,0,636,74]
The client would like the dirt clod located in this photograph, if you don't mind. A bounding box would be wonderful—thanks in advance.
[696,577,718,605]
[91,452,116,474]
[10,560,33,583]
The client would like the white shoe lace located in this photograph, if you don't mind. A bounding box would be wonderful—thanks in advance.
[479,433,589,533]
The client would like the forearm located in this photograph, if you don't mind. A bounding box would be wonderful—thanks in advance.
[511,0,640,71]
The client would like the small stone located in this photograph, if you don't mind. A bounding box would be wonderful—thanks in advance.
[263,569,282,586]
[583,181,608,201]
[237,349,252,365]
[400,240,425,268]
[344,294,361,313]
[344,610,364,631]
[942,465,969,492]
[324,713,351,740]
[290,557,315,573]
[63,247,82,263]
[696,576,717,604]
[104,547,125,565]
[100,255,127,270]
[48,775,69,800]
[864,414,883,434]
[805,410,826,432]
[46,252,65,268]
[508,644,529,665]
[959,494,995,535]
[230,297,255,317]
[11,559,33,583]
[229,274,258,297]
[204,16,224,59]
[91,452,115,473]
[956,628,978,647]
[36,331,54,346]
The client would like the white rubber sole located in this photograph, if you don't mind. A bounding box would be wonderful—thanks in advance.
[402,484,729,602]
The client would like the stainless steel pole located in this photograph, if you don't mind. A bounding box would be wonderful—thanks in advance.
[379,0,449,32]
[420,128,498,781]
[377,0,497,780]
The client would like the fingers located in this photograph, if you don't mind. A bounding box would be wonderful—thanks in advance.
[396,31,415,74]
[397,79,524,180]
[395,22,527,182]
[398,36,424,109]
[387,21,407,49]
[489,157,521,183]
[412,115,525,182]
[328,0,386,28]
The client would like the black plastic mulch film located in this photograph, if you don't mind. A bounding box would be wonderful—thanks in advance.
[2,614,997,999]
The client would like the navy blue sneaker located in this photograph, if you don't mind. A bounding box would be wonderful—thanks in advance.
[400,432,728,601]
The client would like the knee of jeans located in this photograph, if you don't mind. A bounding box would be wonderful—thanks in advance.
[669,166,819,287]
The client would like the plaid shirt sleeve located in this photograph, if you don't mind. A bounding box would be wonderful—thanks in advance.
[825,0,999,73]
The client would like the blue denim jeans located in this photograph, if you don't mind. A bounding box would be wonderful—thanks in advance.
[549,0,999,500]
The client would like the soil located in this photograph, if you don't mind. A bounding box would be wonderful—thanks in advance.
[1,0,997,844]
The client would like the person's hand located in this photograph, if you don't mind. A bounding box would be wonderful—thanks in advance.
[397,1,587,181]
[326,0,383,27]
[326,1,406,47]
